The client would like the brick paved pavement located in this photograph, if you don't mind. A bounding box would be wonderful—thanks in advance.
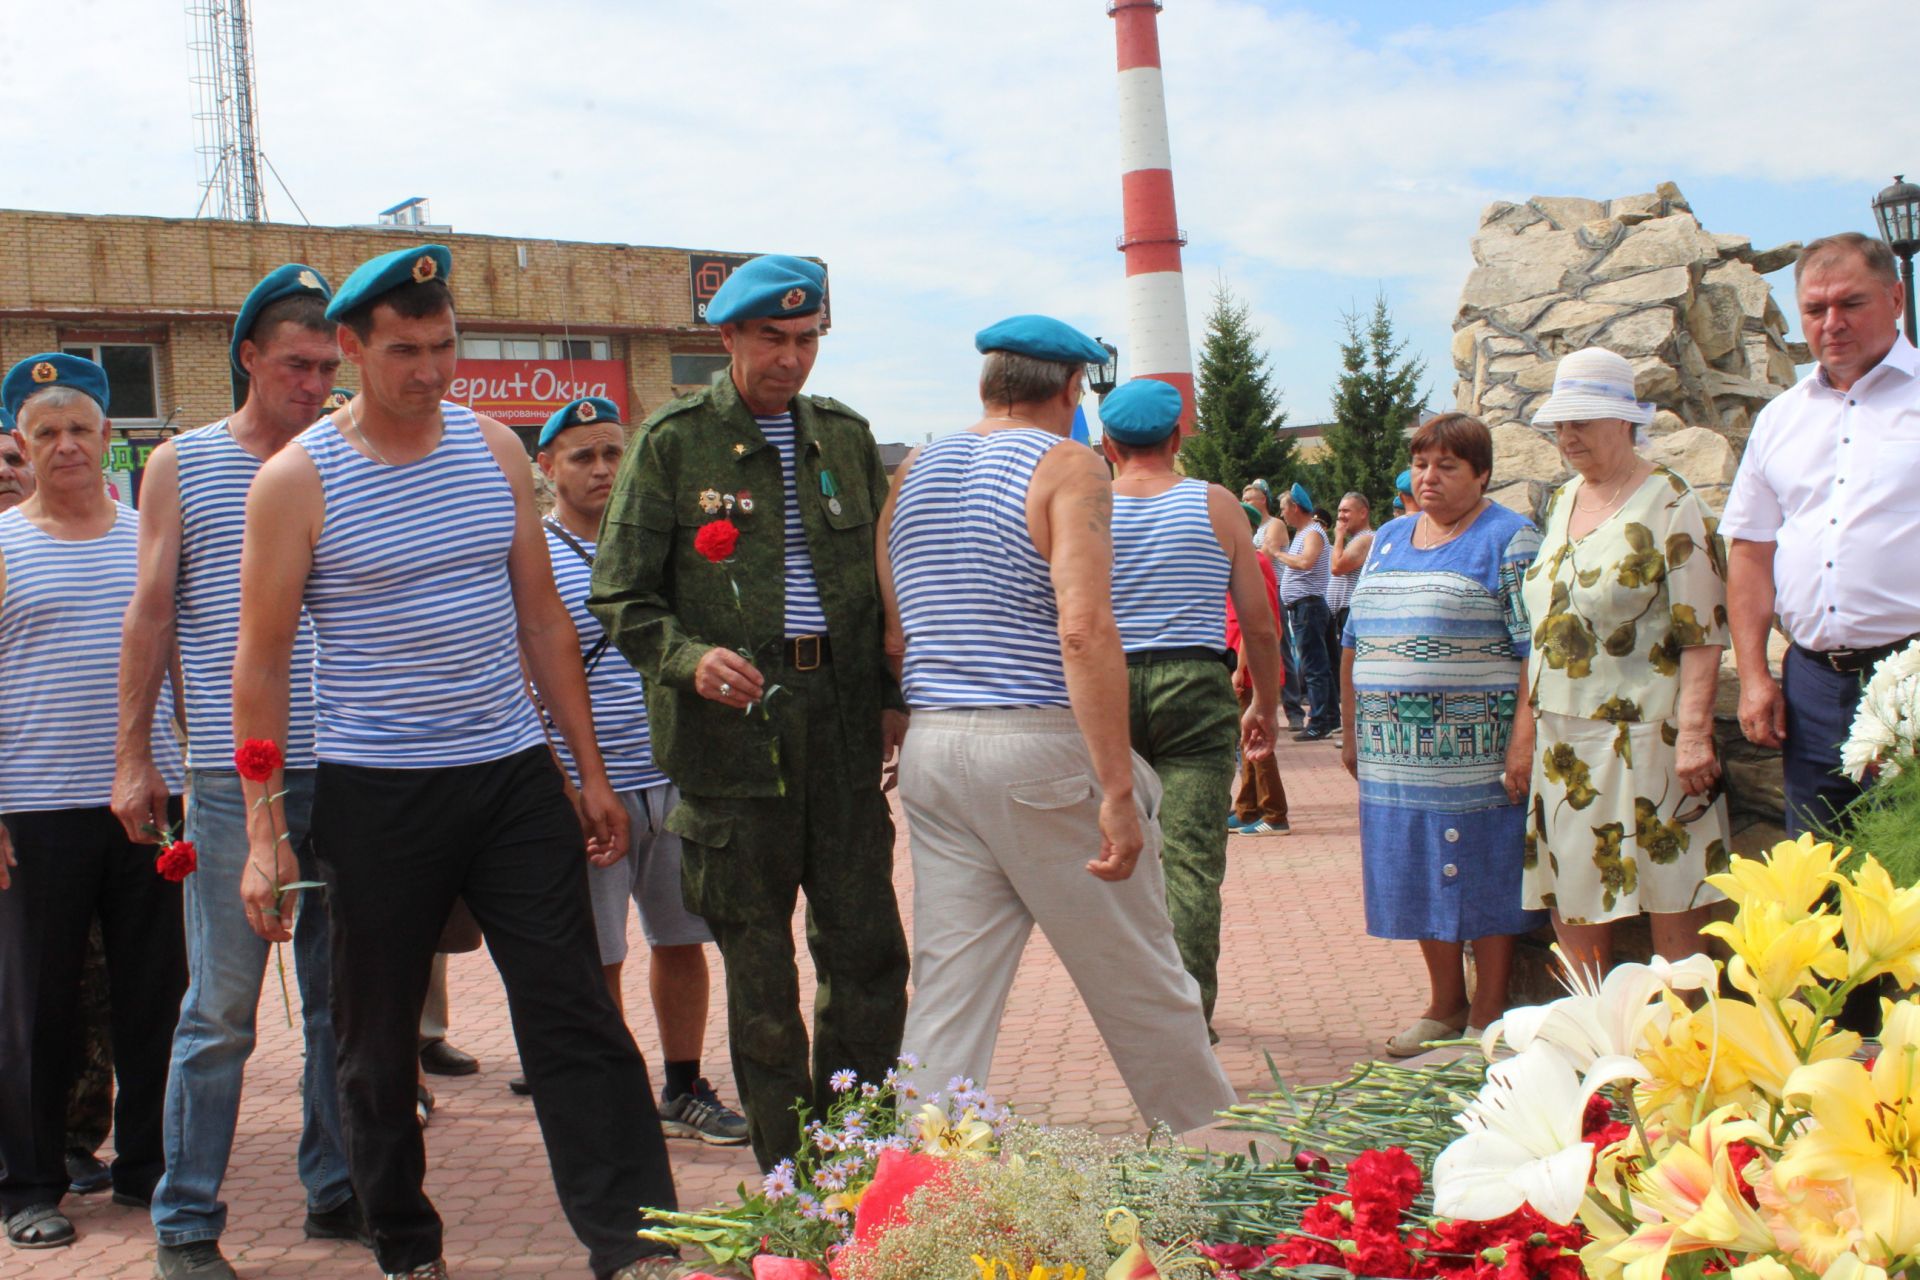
[9,734,1424,1278]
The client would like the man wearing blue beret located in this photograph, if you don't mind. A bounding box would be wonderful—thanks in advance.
[588,253,910,1170]
[881,320,1236,1132]
[0,415,30,514]
[1101,378,1281,1036]
[0,354,188,1251]
[1272,481,1339,740]
[111,264,374,1277]
[230,244,679,1280]
[530,397,746,1145]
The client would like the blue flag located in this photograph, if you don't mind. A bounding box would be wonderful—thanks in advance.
[1071,403,1090,446]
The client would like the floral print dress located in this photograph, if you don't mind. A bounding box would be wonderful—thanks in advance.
[1520,466,1733,924]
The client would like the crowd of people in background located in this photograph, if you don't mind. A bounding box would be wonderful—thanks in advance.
[0,224,1914,1280]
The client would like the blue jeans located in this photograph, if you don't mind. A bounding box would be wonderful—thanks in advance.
[1780,646,1867,838]
[1286,595,1338,732]
[152,769,352,1246]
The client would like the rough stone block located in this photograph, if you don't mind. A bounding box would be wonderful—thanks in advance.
[1587,265,1693,306]
[1451,321,1487,366]
[1530,195,1607,229]
[1648,408,1688,437]
[1647,425,1737,490]
[1535,298,1627,336]
[1607,192,1663,224]
[1702,259,1774,320]
[1487,478,1547,521]
[1595,306,1679,357]
[1590,214,1720,281]
[1743,242,1802,275]
[1686,283,1745,362]
[1491,421,1568,485]
[1632,358,1682,404]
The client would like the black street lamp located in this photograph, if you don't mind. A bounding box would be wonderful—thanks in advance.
[1873,174,1920,345]
[1087,339,1119,398]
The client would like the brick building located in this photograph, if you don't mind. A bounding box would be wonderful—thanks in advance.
[0,208,813,491]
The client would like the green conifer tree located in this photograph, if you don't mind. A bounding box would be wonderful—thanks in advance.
[1321,293,1427,517]
[1177,283,1293,494]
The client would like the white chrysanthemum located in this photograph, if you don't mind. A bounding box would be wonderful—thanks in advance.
[1843,640,1920,781]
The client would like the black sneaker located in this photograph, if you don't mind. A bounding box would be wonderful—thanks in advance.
[659,1079,748,1145]
[153,1241,238,1278]
[66,1148,111,1196]
[304,1195,373,1248]
[383,1262,449,1280]
[1301,726,1334,741]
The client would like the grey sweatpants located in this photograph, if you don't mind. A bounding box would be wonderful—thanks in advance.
[898,707,1235,1134]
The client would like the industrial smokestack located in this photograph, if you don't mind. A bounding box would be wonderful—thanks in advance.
[1110,0,1196,429]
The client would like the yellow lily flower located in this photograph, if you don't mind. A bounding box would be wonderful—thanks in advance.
[1637,994,1759,1128]
[1833,856,1920,989]
[1748,1151,1866,1272]
[971,1258,1086,1280]
[1707,835,1846,922]
[1717,998,1862,1104]
[1606,1105,1777,1280]
[917,1103,993,1158]
[1728,1259,1796,1280]
[1777,1000,1920,1263]
[1701,900,1848,1003]
[1577,1195,1630,1280]
[1821,1253,1892,1280]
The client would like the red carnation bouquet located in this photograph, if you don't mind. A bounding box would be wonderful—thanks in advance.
[234,737,324,1026]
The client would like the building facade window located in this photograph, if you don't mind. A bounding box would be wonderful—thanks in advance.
[60,344,160,421]
[670,353,730,386]
[460,334,609,361]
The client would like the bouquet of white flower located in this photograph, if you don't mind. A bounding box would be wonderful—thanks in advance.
[1840,638,1920,781]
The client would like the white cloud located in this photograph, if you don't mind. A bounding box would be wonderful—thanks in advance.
[0,0,1905,437]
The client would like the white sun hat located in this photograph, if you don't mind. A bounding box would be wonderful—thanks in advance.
[1531,347,1656,426]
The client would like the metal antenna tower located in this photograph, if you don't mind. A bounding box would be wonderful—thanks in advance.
[188,0,266,220]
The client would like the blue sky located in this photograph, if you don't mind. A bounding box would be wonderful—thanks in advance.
[0,0,1906,442]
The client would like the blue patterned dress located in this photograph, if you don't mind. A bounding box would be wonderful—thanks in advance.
[1341,504,1546,942]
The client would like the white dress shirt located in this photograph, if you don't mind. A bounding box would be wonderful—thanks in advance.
[1721,333,1920,650]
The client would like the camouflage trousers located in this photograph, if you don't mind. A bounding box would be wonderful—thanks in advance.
[668,664,910,1170]
[66,918,114,1155]
[1126,656,1240,1030]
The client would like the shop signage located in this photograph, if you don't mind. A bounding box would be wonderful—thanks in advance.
[689,253,830,326]
[448,359,629,426]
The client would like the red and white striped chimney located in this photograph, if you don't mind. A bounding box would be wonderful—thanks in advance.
[1110,0,1195,429]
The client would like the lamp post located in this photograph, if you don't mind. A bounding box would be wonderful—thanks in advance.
[1873,174,1920,345]
[1088,339,1120,399]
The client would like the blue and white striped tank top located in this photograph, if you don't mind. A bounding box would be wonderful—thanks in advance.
[175,421,319,770]
[1111,479,1230,653]
[0,505,185,812]
[891,429,1070,709]
[1279,523,1331,604]
[297,403,544,768]
[543,521,665,793]
[754,412,830,637]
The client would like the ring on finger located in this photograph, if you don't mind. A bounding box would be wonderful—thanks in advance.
[719,680,732,696]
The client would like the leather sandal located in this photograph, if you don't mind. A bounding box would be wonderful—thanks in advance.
[1384,1012,1469,1058]
[5,1203,75,1250]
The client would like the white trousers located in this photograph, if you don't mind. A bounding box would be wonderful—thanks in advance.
[899,707,1236,1133]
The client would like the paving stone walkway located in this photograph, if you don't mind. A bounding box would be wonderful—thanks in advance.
[9,734,1425,1278]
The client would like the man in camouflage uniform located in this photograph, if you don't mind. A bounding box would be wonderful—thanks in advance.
[589,255,909,1169]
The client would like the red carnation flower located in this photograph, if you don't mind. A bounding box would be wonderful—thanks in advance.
[1580,1093,1615,1138]
[693,519,739,563]
[233,738,283,782]
[156,839,198,882]
[1349,1145,1423,1216]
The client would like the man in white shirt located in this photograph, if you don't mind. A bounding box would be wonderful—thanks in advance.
[1724,231,1920,836]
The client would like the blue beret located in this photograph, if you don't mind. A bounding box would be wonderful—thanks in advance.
[538,396,623,448]
[1099,378,1184,445]
[1395,469,1413,495]
[705,255,825,326]
[1289,482,1312,510]
[0,406,12,433]
[232,264,332,374]
[324,244,452,322]
[322,387,354,412]
[974,314,1109,364]
[3,353,109,421]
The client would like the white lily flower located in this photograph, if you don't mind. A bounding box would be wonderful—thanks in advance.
[1432,1045,1647,1225]
[1482,948,1717,1070]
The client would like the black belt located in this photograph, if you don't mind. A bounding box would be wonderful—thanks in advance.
[781,634,831,670]
[1125,645,1230,670]
[1794,635,1920,675]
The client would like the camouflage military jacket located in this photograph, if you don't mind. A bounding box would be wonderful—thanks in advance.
[588,373,901,797]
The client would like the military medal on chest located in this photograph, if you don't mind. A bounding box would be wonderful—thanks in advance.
[698,488,724,515]
[735,489,755,515]
[820,469,841,516]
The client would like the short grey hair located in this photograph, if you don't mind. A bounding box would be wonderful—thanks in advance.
[1340,490,1370,512]
[16,386,105,432]
[979,351,1081,406]
[1796,231,1899,287]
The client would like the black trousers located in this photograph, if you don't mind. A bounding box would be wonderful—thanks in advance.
[0,802,187,1215]
[310,747,677,1277]
[1780,646,1868,837]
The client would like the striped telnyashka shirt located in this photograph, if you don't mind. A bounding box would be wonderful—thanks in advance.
[543,522,665,793]
[890,429,1070,709]
[1278,522,1332,605]
[0,505,184,812]
[1110,478,1230,653]
[753,412,830,637]
[296,403,544,769]
[174,421,318,769]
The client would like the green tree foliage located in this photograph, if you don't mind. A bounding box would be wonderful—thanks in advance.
[1177,283,1293,495]
[1321,293,1427,518]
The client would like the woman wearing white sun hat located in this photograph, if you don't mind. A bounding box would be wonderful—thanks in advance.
[1517,347,1731,982]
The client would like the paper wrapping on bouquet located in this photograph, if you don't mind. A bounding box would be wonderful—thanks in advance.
[851,1147,949,1248]
[750,1257,830,1280]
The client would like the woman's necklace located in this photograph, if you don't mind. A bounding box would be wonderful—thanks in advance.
[1575,459,1644,513]
[345,398,395,467]
[1419,500,1482,548]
